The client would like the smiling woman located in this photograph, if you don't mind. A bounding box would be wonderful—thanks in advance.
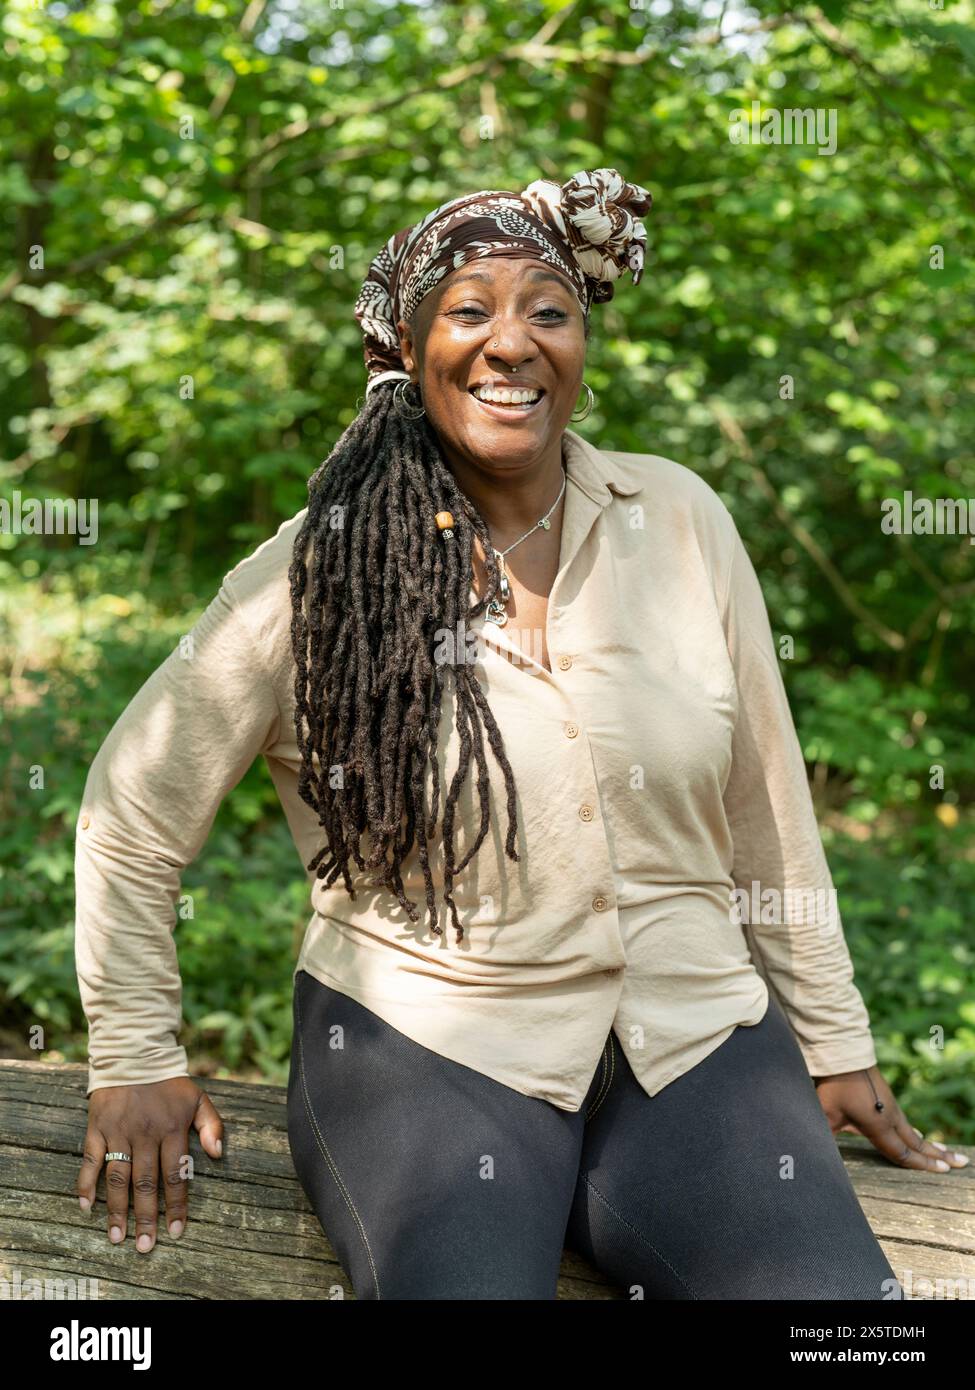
[75,168,955,1303]
[396,255,590,668]
[288,170,652,941]
[400,259,585,451]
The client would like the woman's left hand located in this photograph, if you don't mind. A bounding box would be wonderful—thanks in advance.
[814,1066,970,1173]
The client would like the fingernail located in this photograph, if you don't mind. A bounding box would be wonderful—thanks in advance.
[934,1159,950,1172]
[169,1220,184,1238]
[215,1139,223,1157]
[952,1153,969,1165]
[931,1141,947,1152]
[136,1234,153,1253]
[109,1226,123,1243]
[79,1196,90,1213]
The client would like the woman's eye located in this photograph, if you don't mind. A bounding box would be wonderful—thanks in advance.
[450,306,567,321]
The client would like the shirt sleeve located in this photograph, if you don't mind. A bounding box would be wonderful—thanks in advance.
[718,521,878,1079]
[74,574,282,1095]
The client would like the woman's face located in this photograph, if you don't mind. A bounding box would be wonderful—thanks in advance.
[397,257,587,476]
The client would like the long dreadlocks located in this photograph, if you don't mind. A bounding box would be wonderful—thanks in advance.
[288,377,522,944]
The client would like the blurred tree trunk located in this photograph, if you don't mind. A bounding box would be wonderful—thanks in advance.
[18,137,56,412]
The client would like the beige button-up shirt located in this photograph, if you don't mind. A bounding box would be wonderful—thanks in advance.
[74,428,878,1107]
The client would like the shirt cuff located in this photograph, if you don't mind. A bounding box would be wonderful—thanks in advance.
[797,1034,878,1080]
[86,1045,191,1096]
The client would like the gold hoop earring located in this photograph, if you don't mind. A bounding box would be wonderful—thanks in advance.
[570,382,595,422]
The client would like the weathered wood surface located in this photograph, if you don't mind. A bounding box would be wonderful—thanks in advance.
[2,1060,972,1300]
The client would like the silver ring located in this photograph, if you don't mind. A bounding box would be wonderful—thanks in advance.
[105,1152,132,1162]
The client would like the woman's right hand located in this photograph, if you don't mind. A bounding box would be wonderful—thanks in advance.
[77,1078,224,1252]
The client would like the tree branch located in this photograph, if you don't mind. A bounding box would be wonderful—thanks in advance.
[709,399,907,650]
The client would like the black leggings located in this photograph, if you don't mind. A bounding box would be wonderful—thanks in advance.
[286,968,901,1300]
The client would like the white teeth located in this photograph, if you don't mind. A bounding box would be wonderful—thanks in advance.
[472,386,541,405]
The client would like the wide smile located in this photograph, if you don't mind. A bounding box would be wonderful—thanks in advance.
[467,387,547,423]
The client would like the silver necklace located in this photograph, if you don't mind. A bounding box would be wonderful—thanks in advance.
[484,464,566,627]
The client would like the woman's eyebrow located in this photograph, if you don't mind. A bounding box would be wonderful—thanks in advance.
[446,267,573,294]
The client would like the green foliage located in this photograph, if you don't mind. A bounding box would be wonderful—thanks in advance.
[830,842,975,1139]
[1,0,973,1139]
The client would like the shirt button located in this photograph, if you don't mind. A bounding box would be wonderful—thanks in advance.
[592,895,609,911]
[80,813,90,830]
[557,654,572,670]
[564,721,579,739]
[578,804,595,822]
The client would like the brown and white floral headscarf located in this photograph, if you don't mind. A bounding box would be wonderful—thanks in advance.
[354,168,653,393]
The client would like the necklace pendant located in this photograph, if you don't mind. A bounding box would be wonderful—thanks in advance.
[539,518,551,530]
[485,599,508,627]
[495,549,510,603]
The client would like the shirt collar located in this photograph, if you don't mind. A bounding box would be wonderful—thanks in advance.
[562,428,645,503]
[473,429,643,680]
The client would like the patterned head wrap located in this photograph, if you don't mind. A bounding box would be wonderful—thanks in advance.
[354,168,652,394]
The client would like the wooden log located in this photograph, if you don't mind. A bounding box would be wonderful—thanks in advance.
[1,1061,971,1300]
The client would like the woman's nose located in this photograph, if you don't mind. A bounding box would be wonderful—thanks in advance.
[485,320,538,370]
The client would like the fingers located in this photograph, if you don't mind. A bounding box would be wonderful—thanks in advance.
[77,1125,106,1214]
[191,1091,224,1160]
[104,1140,133,1244]
[160,1129,191,1240]
[79,1086,225,1251]
[910,1124,971,1170]
[131,1141,160,1254]
[829,1071,970,1175]
[865,1106,952,1173]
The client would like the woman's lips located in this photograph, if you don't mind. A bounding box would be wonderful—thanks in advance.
[468,390,546,423]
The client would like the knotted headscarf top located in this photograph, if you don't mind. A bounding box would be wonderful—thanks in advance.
[354,167,652,393]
